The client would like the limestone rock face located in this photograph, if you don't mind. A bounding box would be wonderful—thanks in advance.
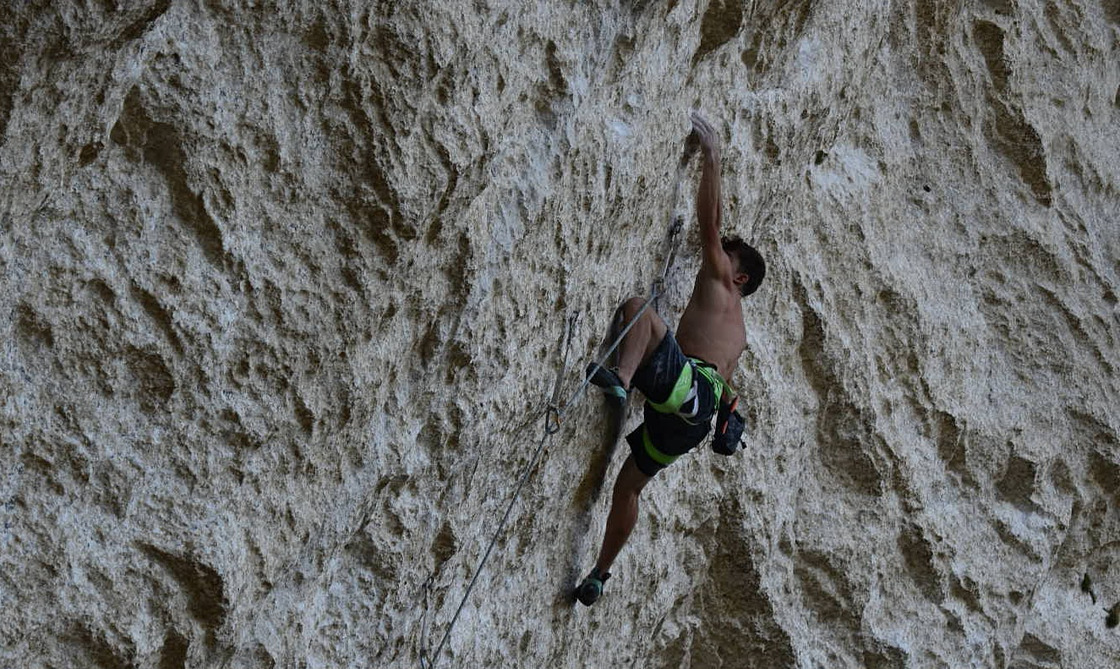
[2,1,1119,667]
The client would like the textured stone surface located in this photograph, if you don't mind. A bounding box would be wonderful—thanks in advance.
[2,1,1119,667]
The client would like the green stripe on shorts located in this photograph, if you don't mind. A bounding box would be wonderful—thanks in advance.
[646,362,694,414]
[642,427,679,466]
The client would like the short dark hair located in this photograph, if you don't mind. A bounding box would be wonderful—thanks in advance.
[721,236,766,297]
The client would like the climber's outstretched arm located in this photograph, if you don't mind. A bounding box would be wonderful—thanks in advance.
[691,112,730,277]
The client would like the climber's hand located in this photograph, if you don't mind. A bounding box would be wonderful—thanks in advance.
[690,111,720,160]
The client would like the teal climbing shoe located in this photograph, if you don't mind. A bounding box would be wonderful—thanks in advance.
[576,567,611,606]
[585,363,627,402]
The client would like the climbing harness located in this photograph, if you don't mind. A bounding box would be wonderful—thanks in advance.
[420,147,695,667]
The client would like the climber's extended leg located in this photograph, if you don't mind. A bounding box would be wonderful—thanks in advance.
[595,455,650,574]
[575,455,651,606]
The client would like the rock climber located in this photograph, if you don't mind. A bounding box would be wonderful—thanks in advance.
[576,112,766,606]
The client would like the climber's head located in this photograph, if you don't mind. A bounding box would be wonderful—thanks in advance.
[721,236,766,297]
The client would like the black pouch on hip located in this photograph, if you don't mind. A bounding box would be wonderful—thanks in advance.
[712,397,745,456]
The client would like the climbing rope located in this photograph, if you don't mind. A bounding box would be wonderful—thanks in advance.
[421,323,573,669]
[421,410,560,668]
[421,155,691,667]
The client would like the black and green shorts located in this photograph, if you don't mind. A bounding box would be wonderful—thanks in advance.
[625,331,723,477]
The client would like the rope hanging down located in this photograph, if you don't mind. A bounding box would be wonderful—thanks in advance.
[420,207,686,669]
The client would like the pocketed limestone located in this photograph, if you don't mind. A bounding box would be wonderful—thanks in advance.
[1,1,1118,667]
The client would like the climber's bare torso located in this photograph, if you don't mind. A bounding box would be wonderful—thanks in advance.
[677,256,747,379]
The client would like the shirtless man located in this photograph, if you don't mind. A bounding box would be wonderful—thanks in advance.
[576,112,766,606]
